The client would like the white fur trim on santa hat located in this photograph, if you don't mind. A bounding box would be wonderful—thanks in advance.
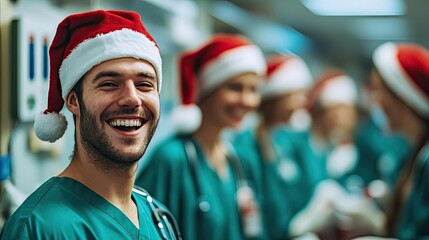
[197,45,266,99]
[373,42,429,117]
[34,112,68,143]
[319,75,358,107]
[261,58,313,99]
[170,104,202,134]
[60,28,162,99]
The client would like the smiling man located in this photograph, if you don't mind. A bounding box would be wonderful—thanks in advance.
[1,10,181,240]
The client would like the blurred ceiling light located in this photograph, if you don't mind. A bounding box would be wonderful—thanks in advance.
[301,0,406,16]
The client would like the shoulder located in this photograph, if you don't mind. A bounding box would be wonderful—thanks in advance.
[232,129,256,146]
[150,135,190,161]
[1,178,77,238]
[272,128,307,147]
[140,134,194,176]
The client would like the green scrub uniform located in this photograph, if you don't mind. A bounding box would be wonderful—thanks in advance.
[395,143,429,239]
[135,134,265,240]
[284,120,410,192]
[1,177,175,240]
[354,119,411,187]
[233,128,318,240]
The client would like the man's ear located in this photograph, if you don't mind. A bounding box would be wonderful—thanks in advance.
[66,91,80,116]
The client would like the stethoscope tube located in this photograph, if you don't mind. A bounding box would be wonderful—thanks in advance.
[133,187,182,240]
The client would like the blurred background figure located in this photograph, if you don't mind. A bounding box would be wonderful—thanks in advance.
[284,69,387,239]
[286,69,360,238]
[135,34,268,240]
[0,156,26,230]
[366,42,429,239]
[233,54,314,240]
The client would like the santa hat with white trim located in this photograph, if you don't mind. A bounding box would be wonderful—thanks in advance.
[373,42,429,118]
[170,34,266,133]
[34,10,162,143]
[307,69,358,111]
[261,54,313,100]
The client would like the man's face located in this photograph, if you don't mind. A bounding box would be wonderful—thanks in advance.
[73,57,160,166]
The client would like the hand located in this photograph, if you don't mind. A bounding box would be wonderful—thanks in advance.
[334,194,386,234]
[289,179,346,236]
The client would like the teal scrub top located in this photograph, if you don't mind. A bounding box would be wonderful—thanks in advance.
[233,128,317,240]
[284,120,410,192]
[395,143,429,239]
[1,177,173,240]
[135,134,266,240]
[354,119,411,187]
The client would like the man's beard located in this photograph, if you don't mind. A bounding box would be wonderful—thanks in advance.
[79,101,158,170]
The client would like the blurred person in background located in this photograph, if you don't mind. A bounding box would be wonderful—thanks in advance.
[233,54,314,240]
[0,156,27,230]
[284,70,386,239]
[358,42,429,239]
[135,34,268,240]
[354,70,411,193]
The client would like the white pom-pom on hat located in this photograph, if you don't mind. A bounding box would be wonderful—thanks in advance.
[170,104,202,134]
[34,112,68,143]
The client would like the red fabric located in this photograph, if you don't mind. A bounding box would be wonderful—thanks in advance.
[46,10,157,114]
[266,54,295,79]
[178,34,253,105]
[397,44,429,101]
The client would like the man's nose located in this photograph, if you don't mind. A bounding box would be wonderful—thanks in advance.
[117,81,141,108]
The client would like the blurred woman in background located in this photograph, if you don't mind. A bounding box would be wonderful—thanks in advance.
[135,34,267,240]
[368,42,429,239]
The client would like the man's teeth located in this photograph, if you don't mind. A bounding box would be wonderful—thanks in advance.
[110,119,142,127]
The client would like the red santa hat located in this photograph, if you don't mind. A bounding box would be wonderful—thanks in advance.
[34,10,162,142]
[261,54,313,100]
[170,34,266,133]
[373,42,429,117]
[307,69,358,111]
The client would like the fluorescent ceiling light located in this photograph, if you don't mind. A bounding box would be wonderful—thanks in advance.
[301,0,406,16]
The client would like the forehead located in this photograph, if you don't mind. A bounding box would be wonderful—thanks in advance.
[323,103,356,112]
[223,72,260,84]
[86,57,156,77]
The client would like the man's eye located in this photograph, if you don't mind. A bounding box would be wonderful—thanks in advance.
[137,81,157,90]
[227,83,243,91]
[99,82,116,87]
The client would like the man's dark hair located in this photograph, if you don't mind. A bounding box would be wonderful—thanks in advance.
[70,77,84,123]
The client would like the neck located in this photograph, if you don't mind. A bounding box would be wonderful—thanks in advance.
[194,122,228,176]
[257,122,276,162]
[60,147,138,211]
[402,114,427,146]
[194,118,223,151]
